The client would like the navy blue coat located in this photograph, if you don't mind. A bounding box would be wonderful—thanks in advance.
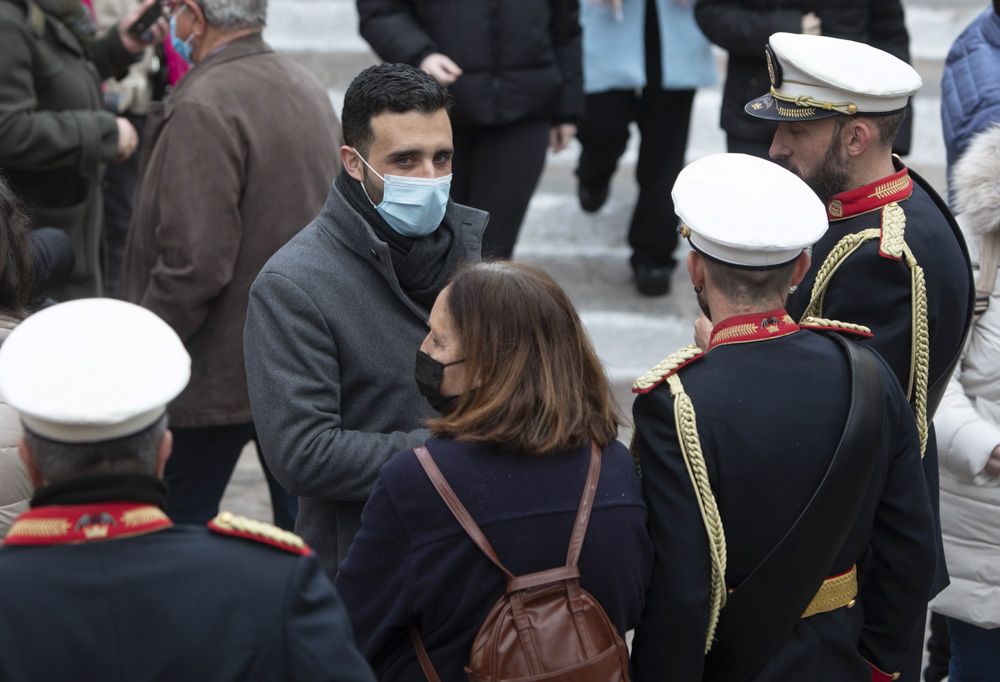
[631,323,936,681]
[336,437,652,681]
[788,166,974,597]
[0,523,374,681]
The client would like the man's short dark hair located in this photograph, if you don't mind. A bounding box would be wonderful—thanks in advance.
[24,415,168,484]
[703,258,797,308]
[837,110,906,150]
[341,63,451,155]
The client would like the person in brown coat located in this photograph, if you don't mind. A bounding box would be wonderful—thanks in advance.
[121,0,342,529]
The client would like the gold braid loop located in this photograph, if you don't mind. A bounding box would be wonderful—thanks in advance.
[904,245,930,457]
[632,345,703,393]
[806,227,930,457]
[666,374,727,653]
[769,86,858,115]
[800,316,873,336]
[804,229,880,320]
[629,432,641,481]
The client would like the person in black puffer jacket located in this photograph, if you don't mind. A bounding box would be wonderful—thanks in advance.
[694,0,912,158]
[357,0,583,259]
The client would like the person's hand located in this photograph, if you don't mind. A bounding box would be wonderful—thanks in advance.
[694,313,713,351]
[115,117,139,162]
[420,53,463,86]
[549,123,577,153]
[119,0,169,54]
[984,444,1000,478]
[801,11,822,36]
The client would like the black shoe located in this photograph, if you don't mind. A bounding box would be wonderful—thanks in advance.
[578,182,609,213]
[634,264,674,297]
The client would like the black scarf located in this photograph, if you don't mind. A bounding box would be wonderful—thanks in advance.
[335,171,466,310]
[32,473,168,509]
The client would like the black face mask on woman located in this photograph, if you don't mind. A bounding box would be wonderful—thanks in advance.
[415,350,465,414]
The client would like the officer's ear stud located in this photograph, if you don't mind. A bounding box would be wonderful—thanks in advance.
[694,286,704,294]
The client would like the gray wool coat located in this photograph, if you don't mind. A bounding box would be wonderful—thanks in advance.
[244,182,485,578]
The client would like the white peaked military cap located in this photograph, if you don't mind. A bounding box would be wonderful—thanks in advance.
[673,153,828,268]
[745,32,922,121]
[0,299,190,443]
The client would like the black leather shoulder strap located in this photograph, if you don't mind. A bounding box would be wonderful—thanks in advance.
[703,334,885,682]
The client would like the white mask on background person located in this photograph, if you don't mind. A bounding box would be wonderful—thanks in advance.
[353,150,452,238]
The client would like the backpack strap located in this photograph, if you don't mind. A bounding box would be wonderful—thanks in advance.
[566,442,602,567]
[409,442,602,681]
[412,445,514,580]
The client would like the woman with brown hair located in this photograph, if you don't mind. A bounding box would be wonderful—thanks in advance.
[336,261,652,680]
[0,175,37,536]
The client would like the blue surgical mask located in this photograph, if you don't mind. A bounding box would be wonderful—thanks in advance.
[354,151,451,238]
[169,9,194,65]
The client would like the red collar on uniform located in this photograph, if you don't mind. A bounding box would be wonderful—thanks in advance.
[708,308,799,351]
[826,166,912,221]
[3,502,172,547]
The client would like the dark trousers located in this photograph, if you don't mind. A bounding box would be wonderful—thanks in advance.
[101,114,145,298]
[575,0,695,269]
[451,118,550,260]
[947,616,1000,682]
[165,423,297,530]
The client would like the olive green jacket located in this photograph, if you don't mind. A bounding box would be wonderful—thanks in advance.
[0,0,134,299]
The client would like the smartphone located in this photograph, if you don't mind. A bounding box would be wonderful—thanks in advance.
[127,1,164,40]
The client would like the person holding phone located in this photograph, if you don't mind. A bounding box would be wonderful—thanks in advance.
[0,0,166,300]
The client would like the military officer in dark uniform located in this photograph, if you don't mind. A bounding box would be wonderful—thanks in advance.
[0,299,374,682]
[631,153,936,682]
[744,33,974,680]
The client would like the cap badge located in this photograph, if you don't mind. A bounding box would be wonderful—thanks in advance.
[765,46,782,88]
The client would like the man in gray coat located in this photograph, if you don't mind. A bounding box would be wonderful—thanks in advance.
[122,0,342,529]
[245,64,486,578]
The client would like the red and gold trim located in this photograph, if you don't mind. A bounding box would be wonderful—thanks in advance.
[4,503,172,546]
[827,167,913,221]
[707,309,799,351]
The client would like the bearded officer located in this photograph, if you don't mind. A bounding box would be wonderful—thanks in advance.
[0,299,373,682]
[630,153,936,682]
[744,34,974,679]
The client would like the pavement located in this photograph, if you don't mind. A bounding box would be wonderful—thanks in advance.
[222,0,986,536]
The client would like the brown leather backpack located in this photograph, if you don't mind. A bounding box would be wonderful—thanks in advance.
[409,443,631,682]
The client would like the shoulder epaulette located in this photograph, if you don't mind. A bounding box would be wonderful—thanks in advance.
[878,202,906,261]
[208,511,311,556]
[800,316,873,338]
[632,345,703,395]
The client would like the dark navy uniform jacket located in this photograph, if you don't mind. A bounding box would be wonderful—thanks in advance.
[631,312,936,682]
[0,475,374,682]
[788,164,973,596]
